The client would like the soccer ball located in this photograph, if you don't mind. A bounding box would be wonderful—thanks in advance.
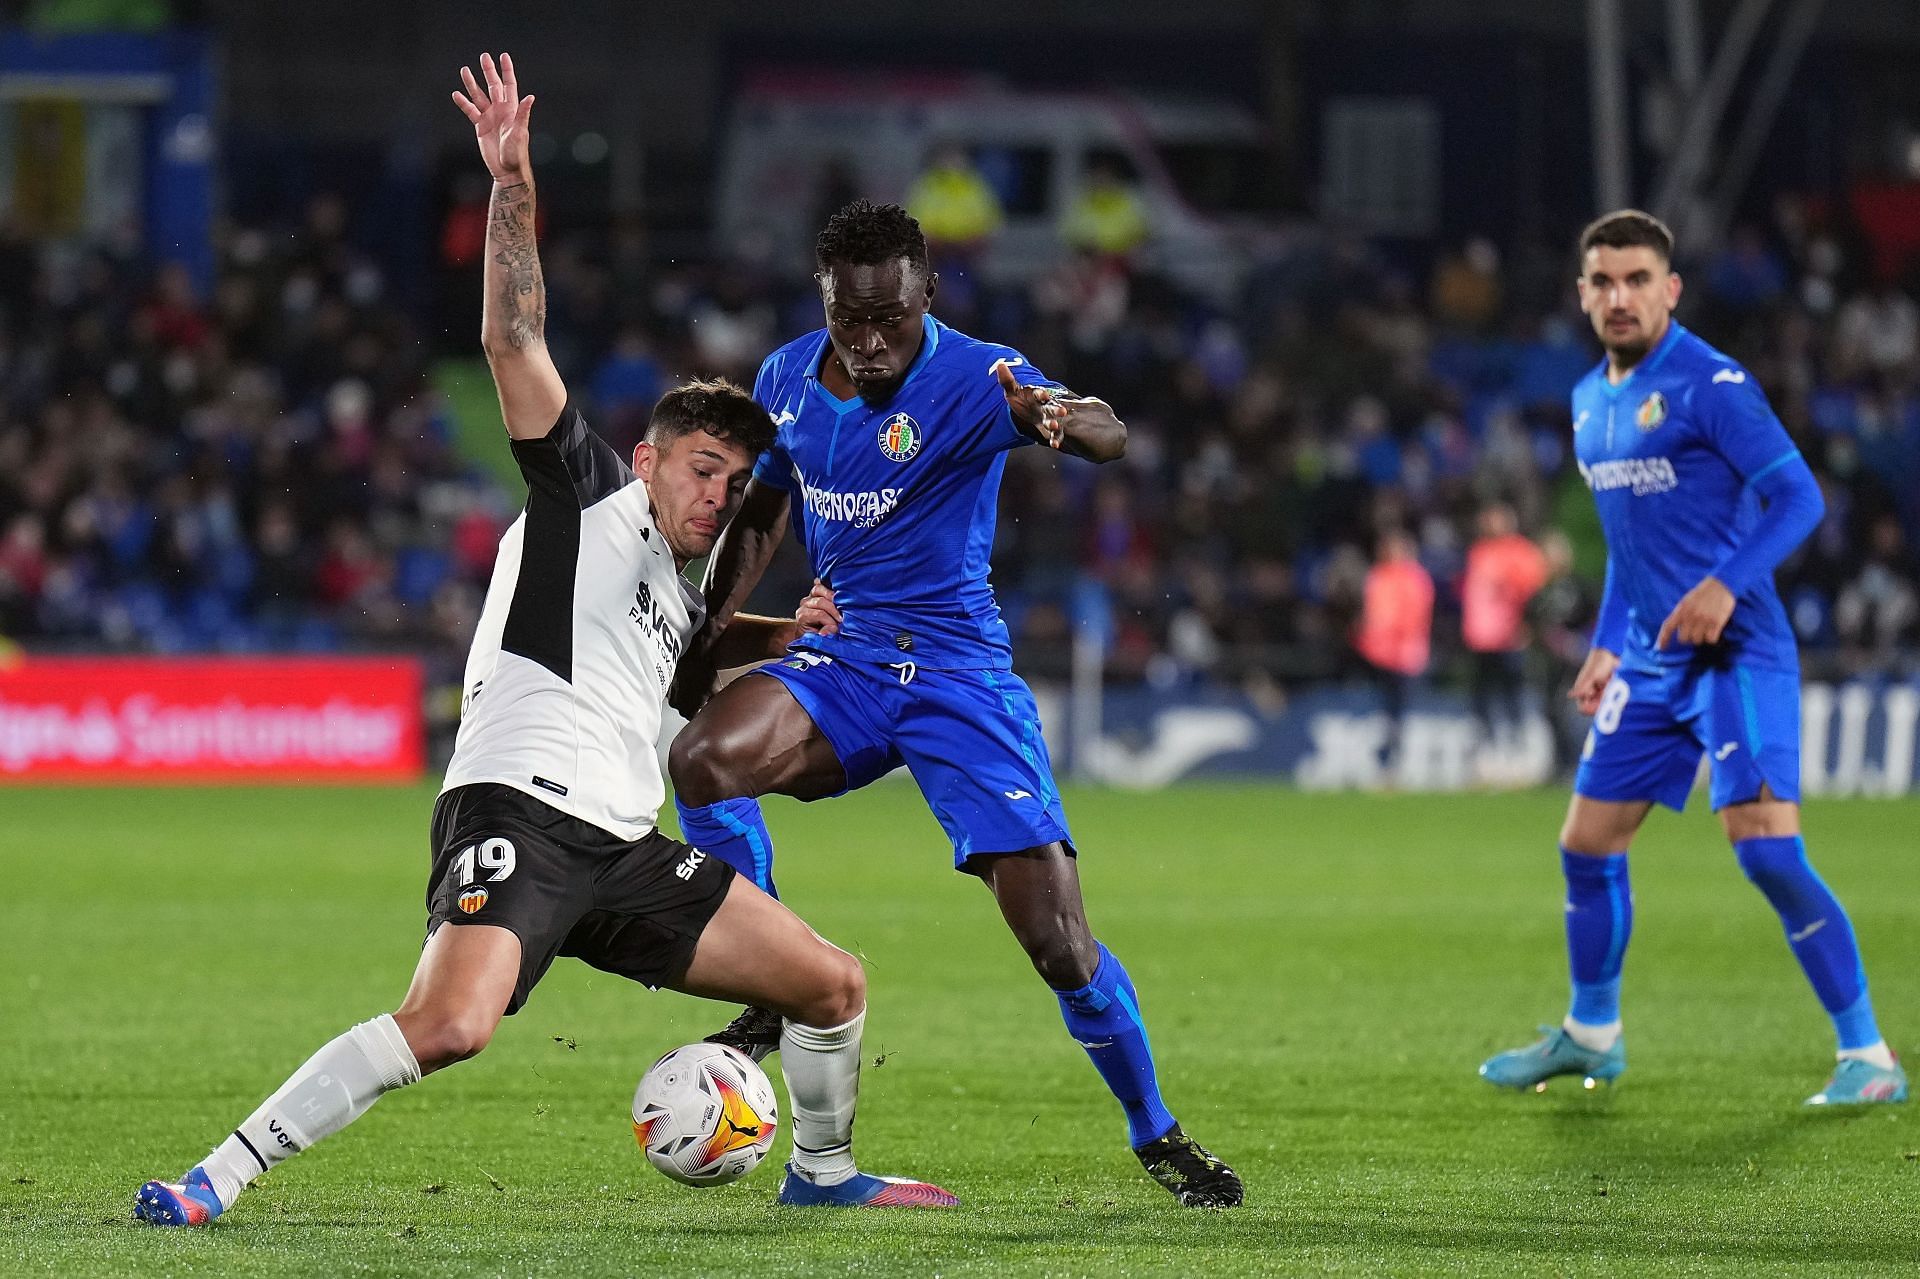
[632,1042,780,1186]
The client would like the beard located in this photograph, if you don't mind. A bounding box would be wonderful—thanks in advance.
[1596,313,1664,368]
[1605,333,1654,365]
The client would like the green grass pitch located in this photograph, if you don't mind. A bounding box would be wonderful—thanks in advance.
[3,783,1918,1276]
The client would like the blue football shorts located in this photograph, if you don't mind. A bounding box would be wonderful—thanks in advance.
[755,650,1073,869]
[1574,660,1801,812]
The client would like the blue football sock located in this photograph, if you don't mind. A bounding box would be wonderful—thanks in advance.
[674,796,777,898]
[1562,848,1632,1027]
[1734,835,1880,1050]
[1054,943,1177,1149]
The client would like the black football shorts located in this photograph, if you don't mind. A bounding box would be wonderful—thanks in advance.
[425,783,735,1014]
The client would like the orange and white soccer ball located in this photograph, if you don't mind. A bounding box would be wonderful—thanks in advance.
[632,1042,779,1186]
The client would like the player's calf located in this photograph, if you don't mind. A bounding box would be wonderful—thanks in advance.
[1050,938,1242,1206]
[132,1014,423,1225]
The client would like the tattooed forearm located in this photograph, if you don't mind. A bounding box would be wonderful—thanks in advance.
[483,181,544,352]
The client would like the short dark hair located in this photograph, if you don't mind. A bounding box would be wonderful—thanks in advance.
[1578,209,1675,264]
[814,199,929,278]
[645,378,774,457]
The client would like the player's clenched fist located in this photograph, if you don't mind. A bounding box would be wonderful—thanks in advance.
[1567,646,1620,717]
[452,52,534,187]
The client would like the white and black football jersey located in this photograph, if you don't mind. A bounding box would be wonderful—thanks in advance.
[442,405,703,840]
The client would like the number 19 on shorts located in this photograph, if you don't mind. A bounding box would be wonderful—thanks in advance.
[452,837,517,885]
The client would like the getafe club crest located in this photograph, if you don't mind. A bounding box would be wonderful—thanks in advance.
[877,412,922,463]
[1636,391,1668,432]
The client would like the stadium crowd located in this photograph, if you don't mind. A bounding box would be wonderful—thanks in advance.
[3,180,1917,717]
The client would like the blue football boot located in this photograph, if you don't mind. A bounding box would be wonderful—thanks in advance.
[1480,1025,1626,1091]
[133,1166,225,1227]
[1805,1057,1908,1106]
[775,1164,958,1208]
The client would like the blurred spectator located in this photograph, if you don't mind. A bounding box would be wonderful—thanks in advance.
[811,157,863,242]
[1061,156,1151,262]
[1835,514,1920,668]
[1461,503,1550,742]
[1832,280,1920,380]
[905,144,1003,323]
[589,327,666,449]
[1529,529,1598,769]
[1429,237,1504,332]
[1355,529,1434,761]
[437,172,493,349]
[904,144,1003,259]
[686,261,777,383]
[1705,224,1789,313]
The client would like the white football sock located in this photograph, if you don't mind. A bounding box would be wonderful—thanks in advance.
[780,1010,864,1188]
[1837,1040,1897,1071]
[1562,1016,1622,1053]
[196,1014,421,1209]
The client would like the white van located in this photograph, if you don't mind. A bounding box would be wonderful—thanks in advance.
[713,73,1283,299]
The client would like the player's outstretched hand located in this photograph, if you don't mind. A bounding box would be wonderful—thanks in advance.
[995,358,1085,450]
[1568,646,1620,716]
[1655,576,1735,652]
[452,52,534,187]
[795,578,842,637]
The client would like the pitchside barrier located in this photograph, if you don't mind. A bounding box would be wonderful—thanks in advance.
[5,655,1907,796]
[1028,679,1920,796]
[0,657,424,783]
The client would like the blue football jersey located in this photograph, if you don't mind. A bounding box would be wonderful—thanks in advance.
[750,315,1062,669]
[1573,322,1803,672]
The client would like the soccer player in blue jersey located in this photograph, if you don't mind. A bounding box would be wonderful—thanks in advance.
[666,202,1241,1206]
[1479,210,1905,1105]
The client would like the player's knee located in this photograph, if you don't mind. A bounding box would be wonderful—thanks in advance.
[667,727,749,806]
[1025,928,1098,990]
[394,1008,497,1072]
[794,948,865,1028]
[1560,803,1636,854]
[1719,795,1799,844]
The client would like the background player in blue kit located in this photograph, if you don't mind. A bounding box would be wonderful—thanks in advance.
[666,202,1241,1207]
[1479,210,1906,1106]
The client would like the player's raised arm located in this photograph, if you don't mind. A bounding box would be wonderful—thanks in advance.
[995,359,1126,463]
[452,52,566,440]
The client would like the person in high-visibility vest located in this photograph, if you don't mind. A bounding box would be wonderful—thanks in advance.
[1061,156,1151,261]
[904,145,1003,256]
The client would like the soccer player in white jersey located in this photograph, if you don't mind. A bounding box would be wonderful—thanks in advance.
[131,53,956,1226]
